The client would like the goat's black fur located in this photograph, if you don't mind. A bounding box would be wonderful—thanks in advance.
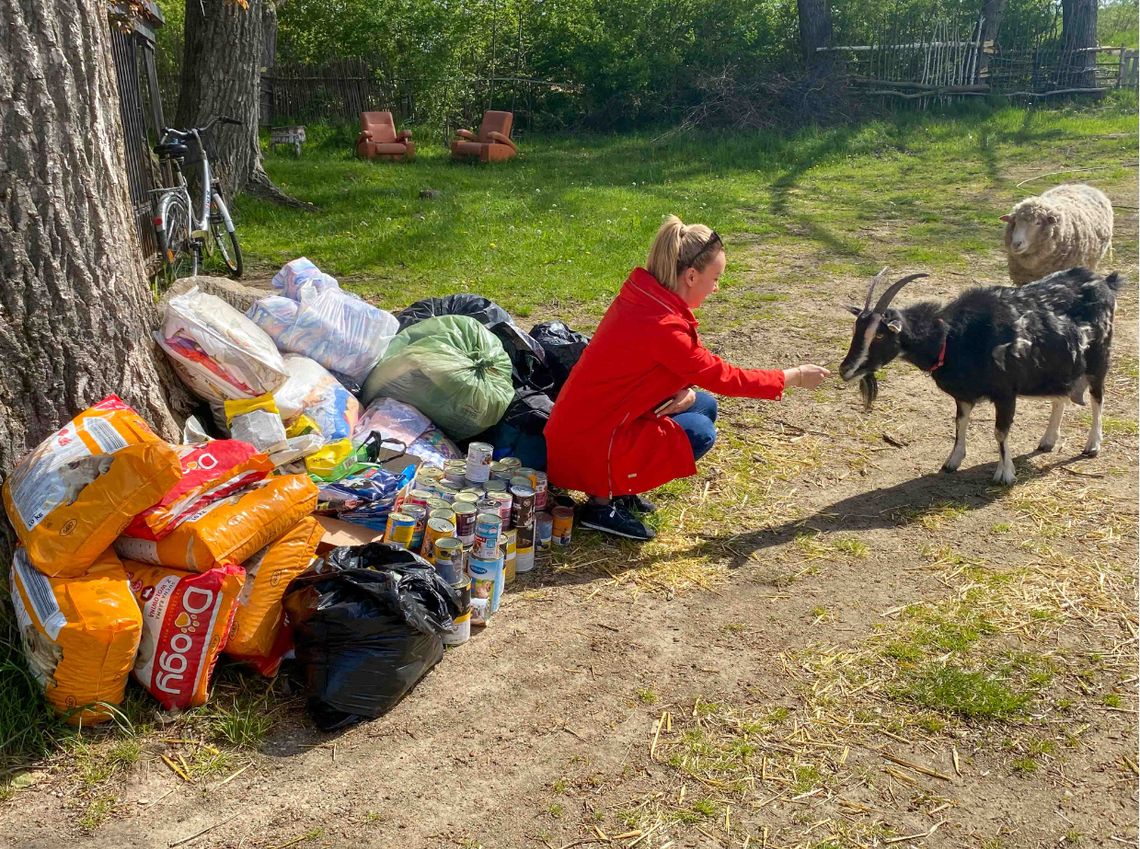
[840,267,1123,484]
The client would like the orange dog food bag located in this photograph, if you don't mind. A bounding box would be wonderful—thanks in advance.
[115,474,318,572]
[226,516,322,672]
[125,561,245,710]
[2,396,181,577]
[10,547,142,725]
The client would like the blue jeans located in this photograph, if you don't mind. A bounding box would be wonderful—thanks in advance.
[670,390,718,461]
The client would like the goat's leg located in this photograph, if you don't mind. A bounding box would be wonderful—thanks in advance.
[1082,374,1105,456]
[992,396,1017,485]
[1037,398,1066,452]
[942,400,973,472]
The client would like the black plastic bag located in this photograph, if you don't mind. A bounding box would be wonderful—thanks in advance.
[396,294,512,331]
[471,388,553,470]
[489,321,553,393]
[529,321,591,399]
[283,543,462,731]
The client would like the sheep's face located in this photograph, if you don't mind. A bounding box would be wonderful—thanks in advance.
[1002,209,1058,255]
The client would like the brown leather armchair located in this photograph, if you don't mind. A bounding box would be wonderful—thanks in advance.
[356,111,415,161]
[450,111,518,163]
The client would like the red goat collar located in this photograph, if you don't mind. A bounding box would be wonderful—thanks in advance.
[928,323,948,373]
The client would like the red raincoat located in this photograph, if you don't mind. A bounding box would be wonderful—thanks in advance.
[545,267,785,497]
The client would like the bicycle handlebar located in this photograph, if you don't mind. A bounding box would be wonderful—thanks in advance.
[161,116,242,141]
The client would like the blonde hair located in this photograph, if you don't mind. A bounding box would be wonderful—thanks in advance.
[646,215,723,293]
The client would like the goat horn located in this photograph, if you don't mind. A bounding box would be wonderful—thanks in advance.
[872,273,929,315]
[864,267,890,311]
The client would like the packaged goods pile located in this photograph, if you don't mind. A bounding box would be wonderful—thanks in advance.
[3,258,591,731]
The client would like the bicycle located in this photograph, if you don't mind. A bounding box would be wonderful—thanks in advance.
[152,116,244,283]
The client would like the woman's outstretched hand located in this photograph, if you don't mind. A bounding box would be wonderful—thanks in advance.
[783,364,831,390]
[654,387,697,416]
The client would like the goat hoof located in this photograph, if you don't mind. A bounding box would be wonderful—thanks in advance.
[1036,441,1056,453]
[940,464,958,474]
[1082,446,1100,458]
[992,467,1016,485]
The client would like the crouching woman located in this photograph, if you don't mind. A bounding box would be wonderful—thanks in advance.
[544,215,830,541]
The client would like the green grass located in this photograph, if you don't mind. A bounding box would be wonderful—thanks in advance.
[894,665,1032,719]
[237,96,1138,319]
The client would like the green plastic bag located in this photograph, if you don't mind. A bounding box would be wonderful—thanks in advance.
[361,315,513,441]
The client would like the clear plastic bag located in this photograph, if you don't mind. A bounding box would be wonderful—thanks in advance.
[247,295,299,340]
[157,287,288,403]
[352,397,433,448]
[272,257,340,300]
[277,288,399,387]
[274,355,361,443]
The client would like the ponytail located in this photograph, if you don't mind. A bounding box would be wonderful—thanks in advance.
[646,215,720,294]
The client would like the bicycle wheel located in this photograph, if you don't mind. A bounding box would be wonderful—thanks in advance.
[209,191,243,278]
[158,195,198,284]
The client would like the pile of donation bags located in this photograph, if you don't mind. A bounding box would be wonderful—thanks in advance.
[3,257,589,730]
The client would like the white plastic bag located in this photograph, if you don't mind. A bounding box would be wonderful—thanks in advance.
[157,287,288,403]
[274,355,361,442]
[276,287,399,387]
[272,257,339,300]
[352,397,432,448]
[247,296,299,340]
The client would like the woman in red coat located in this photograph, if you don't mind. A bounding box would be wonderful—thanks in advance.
[544,215,830,540]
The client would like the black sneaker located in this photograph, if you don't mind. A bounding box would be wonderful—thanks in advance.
[579,502,656,541]
[615,494,657,514]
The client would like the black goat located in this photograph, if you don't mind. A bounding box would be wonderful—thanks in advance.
[839,267,1123,484]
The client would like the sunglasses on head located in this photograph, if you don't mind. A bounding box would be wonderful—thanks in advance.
[678,230,722,273]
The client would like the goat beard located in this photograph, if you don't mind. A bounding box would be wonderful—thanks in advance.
[858,373,878,411]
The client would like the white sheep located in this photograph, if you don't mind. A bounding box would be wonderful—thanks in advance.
[1001,183,1114,285]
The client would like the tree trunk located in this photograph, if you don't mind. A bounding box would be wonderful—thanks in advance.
[972,0,1008,82]
[176,0,309,207]
[0,0,181,509]
[260,0,279,127]
[798,0,836,75]
[1061,0,1098,87]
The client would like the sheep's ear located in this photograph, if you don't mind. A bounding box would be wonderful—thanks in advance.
[1000,214,1012,223]
[886,318,903,333]
[846,305,862,316]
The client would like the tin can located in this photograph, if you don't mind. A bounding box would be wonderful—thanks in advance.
[444,611,472,645]
[516,467,538,488]
[404,504,428,551]
[406,488,433,511]
[429,507,456,524]
[468,554,504,614]
[509,475,533,492]
[421,517,456,561]
[426,496,451,513]
[500,457,522,473]
[454,491,479,505]
[433,538,466,585]
[470,596,490,627]
[489,461,511,481]
[483,478,507,494]
[515,542,535,574]
[533,472,549,511]
[510,486,536,531]
[443,460,468,484]
[453,502,477,546]
[384,511,416,548]
[438,478,461,495]
[465,441,494,483]
[490,491,513,528]
[416,467,444,484]
[473,512,502,560]
[552,506,574,545]
[535,512,553,550]
[500,528,517,583]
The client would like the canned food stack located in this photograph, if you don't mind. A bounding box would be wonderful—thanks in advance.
[510,484,536,573]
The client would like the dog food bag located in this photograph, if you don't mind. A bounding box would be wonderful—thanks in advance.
[125,560,245,710]
[156,286,288,403]
[10,547,142,725]
[2,396,182,577]
[115,474,319,572]
[225,516,322,673]
[123,440,273,541]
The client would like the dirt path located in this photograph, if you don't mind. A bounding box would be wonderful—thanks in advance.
[3,189,1137,849]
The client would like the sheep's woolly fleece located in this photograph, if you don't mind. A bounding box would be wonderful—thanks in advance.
[1004,183,1114,285]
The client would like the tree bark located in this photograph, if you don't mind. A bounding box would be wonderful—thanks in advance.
[0,0,181,507]
[798,0,836,74]
[176,0,309,207]
[1061,0,1099,87]
[972,0,1008,82]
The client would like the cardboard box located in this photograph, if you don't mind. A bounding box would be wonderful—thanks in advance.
[314,515,385,554]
